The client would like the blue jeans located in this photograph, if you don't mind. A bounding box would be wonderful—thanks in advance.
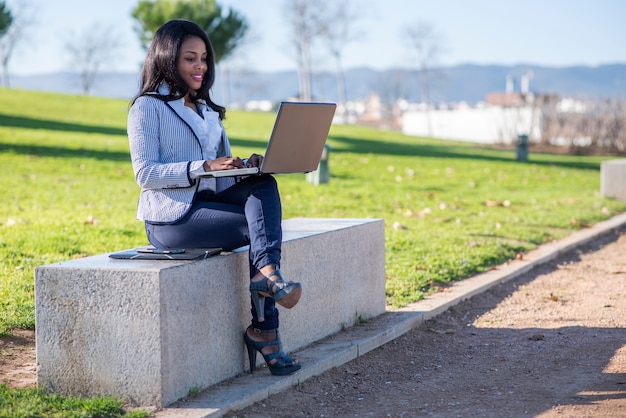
[145,175,282,330]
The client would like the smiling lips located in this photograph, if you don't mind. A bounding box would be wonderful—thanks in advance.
[192,74,203,82]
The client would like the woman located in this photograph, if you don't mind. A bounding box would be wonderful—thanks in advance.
[128,19,301,376]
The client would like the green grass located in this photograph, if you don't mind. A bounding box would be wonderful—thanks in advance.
[0,384,149,417]
[0,86,625,413]
[2,86,626,332]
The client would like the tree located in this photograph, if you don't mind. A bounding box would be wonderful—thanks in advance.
[0,2,11,37]
[283,0,327,101]
[318,1,364,116]
[131,0,248,64]
[64,23,121,95]
[0,1,34,87]
[402,20,444,106]
[402,20,445,137]
[0,1,11,86]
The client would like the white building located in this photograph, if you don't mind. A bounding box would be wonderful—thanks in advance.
[401,103,541,145]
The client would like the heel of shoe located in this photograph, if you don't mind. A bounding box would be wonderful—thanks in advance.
[250,289,266,322]
[245,338,258,374]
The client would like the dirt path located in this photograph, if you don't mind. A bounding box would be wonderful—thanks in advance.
[0,329,36,389]
[2,226,626,417]
[235,226,626,417]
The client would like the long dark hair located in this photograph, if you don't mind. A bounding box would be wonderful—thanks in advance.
[131,19,225,119]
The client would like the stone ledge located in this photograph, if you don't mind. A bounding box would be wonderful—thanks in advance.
[34,218,386,408]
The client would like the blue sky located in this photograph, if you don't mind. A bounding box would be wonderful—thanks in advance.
[5,0,625,76]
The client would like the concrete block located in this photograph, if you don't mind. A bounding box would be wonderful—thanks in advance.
[35,218,385,407]
[601,159,626,202]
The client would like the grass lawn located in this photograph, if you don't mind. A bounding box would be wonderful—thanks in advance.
[0,86,625,414]
[0,383,149,418]
[2,87,625,334]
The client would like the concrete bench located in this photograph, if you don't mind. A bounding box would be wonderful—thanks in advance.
[601,159,626,202]
[34,217,385,408]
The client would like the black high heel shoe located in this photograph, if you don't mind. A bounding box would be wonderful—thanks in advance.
[249,268,302,322]
[244,327,301,376]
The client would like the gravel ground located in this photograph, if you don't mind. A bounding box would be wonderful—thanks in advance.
[234,226,626,417]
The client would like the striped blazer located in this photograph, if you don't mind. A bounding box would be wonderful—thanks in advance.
[128,94,235,224]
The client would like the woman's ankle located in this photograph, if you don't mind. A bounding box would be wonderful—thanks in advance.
[246,326,276,342]
[259,264,277,277]
[251,264,277,282]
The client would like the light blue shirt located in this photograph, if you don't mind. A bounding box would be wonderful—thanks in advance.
[185,103,224,192]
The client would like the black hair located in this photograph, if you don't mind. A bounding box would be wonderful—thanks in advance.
[131,19,225,119]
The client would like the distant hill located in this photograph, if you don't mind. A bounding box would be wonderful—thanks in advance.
[8,72,140,102]
[8,63,626,105]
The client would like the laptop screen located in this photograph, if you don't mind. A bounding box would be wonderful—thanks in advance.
[261,102,336,174]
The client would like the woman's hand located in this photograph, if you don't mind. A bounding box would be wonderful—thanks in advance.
[246,153,264,168]
[203,156,245,172]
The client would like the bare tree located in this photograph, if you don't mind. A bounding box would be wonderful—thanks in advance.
[402,20,445,137]
[0,1,34,87]
[402,20,444,106]
[538,95,626,155]
[64,23,121,95]
[283,0,327,101]
[603,98,626,153]
[318,1,364,115]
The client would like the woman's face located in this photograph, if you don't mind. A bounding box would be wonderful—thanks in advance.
[176,35,208,93]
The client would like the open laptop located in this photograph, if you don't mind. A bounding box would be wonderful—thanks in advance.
[198,101,336,178]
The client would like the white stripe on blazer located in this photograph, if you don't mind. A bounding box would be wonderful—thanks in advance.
[128,93,235,224]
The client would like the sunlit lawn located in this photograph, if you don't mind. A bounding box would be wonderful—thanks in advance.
[1,87,625,333]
